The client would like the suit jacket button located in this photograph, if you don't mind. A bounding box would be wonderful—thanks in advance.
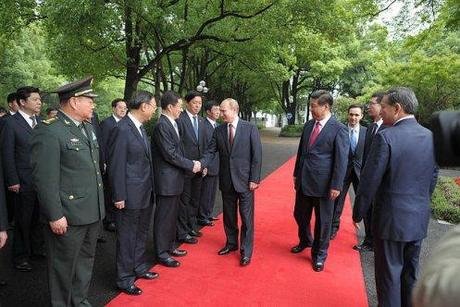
[69,195,74,200]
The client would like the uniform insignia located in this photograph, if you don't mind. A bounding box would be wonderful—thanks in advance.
[70,138,80,143]
[92,131,97,141]
[64,120,71,125]
[42,117,57,125]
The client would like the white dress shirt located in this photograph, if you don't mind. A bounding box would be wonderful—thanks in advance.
[112,114,122,123]
[394,115,415,125]
[18,109,36,128]
[162,113,180,137]
[127,112,143,137]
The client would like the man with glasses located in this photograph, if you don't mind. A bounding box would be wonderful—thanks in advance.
[31,77,105,306]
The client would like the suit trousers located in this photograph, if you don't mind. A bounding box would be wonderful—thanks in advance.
[363,201,374,246]
[332,169,360,234]
[374,237,422,307]
[115,205,153,289]
[221,186,254,258]
[198,175,218,221]
[102,174,116,224]
[45,221,99,307]
[154,195,180,260]
[6,190,16,224]
[177,174,202,239]
[13,190,44,263]
[294,190,334,263]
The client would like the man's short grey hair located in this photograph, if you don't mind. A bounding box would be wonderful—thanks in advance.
[385,87,418,114]
[221,98,239,111]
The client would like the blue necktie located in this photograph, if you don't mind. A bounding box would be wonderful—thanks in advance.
[350,129,358,153]
[193,116,199,141]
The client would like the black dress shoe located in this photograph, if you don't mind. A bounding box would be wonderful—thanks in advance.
[170,249,187,257]
[120,285,142,295]
[105,222,116,232]
[240,257,251,266]
[290,243,312,254]
[189,230,202,237]
[15,261,32,272]
[137,272,159,280]
[353,243,373,252]
[158,257,180,268]
[179,235,198,244]
[218,246,238,255]
[313,262,324,272]
[198,219,214,227]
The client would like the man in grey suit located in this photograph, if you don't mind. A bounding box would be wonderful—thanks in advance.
[198,100,221,225]
[108,91,158,295]
[151,91,201,268]
[331,104,367,239]
[353,87,438,307]
[202,98,262,266]
[292,90,349,272]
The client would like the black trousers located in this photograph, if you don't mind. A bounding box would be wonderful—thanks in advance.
[115,205,153,289]
[154,195,180,260]
[294,190,334,263]
[13,190,44,263]
[198,175,218,222]
[102,174,116,224]
[6,190,16,224]
[374,237,422,307]
[45,221,99,307]
[363,201,374,246]
[332,169,360,234]
[177,174,202,239]
[221,186,254,258]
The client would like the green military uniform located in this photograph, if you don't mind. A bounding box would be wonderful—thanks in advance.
[30,77,105,307]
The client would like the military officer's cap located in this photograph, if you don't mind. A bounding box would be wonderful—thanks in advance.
[53,76,98,101]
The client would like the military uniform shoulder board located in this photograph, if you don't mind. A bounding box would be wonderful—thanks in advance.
[42,117,58,125]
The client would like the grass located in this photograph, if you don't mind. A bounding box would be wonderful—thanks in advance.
[431,176,460,224]
[279,124,303,137]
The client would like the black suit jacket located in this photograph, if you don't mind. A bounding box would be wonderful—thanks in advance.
[0,157,8,231]
[362,122,387,167]
[108,116,154,210]
[347,125,367,178]
[293,117,349,197]
[1,112,40,192]
[151,115,194,196]
[203,119,262,193]
[203,119,219,176]
[100,115,118,166]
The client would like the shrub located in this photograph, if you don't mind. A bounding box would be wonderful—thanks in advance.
[279,124,303,137]
[431,176,460,224]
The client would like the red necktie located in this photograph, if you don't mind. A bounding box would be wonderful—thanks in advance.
[309,121,321,147]
[229,124,234,147]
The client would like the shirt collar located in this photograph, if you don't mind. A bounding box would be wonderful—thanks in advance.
[186,109,198,121]
[316,113,331,127]
[9,110,16,116]
[348,124,360,133]
[375,118,383,128]
[229,116,239,129]
[162,113,177,127]
[207,117,216,126]
[18,109,34,126]
[394,115,415,126]
[127,112,143,130]
[112,114,122,123]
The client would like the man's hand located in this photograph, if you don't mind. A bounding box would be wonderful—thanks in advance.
[202,168,208,177]
[49,216,68,235]
[114,200,125,210]
[329,189,340,200]
[0,231,8,249]
[249,182,259,191]
[8,184,20,193]
[192,161,201,173]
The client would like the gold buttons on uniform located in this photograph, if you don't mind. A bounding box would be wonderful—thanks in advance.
[93,160,97,164]
[98,183,102,187]
[69,195,74,200]
[76,148,79,151]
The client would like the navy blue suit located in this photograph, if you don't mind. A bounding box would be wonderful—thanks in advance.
[1,112,44,264]
[293,116,349,263]
[107,116,154,289]
[151,114,194,260]
[331,125,367,235]
[198,119,219,222]
[353,118,438,307]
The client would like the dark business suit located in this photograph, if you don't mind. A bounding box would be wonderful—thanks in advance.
[151,114,194,260]
[175,111,207,239]
[0,113,16,224]
[293,116,349,263]
[0,155,8,232]
[331,125,366,234]
[108,115,154,289]
[202,119,262,258]
[1,112,44,263]
[100,115,119,224]
[353,118,438,307]
[198,119,219,222]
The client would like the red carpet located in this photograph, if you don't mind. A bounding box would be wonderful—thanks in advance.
[107,157,368,306]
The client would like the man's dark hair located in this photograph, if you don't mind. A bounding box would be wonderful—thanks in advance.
[384,87,418,114]
[184,91,202,103]
[46,107,58,115]
[160,91,181,110]
[370,91,385,104]
[7,92,17,103]
[204,100,219,112]
[111,98,126,108]
[130,91,154,110]
[310,90,333,106]
[348,104,363,113]
[16,86,40,102]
